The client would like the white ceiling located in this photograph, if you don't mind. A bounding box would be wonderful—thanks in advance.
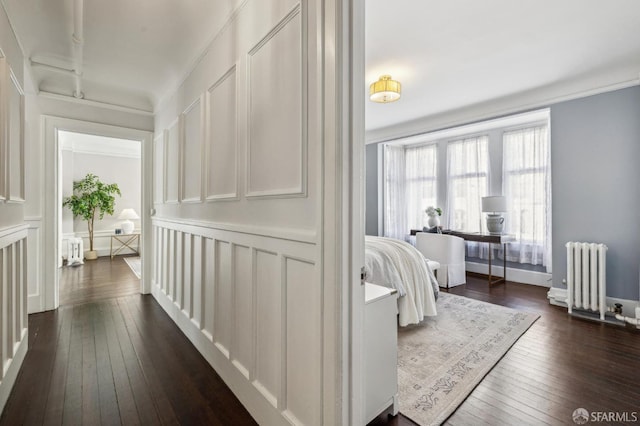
[2,0,244,111]
[366,0,640,132]
[2,0,639,124]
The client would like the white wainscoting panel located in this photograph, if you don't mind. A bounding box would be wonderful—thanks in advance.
[25,219,42,313]
[206,67,238,201]
[0,225,28,413]
[213,239,231,355]
[284,256,321,426]
[151,217,320,425]
[232,244,253,379]
[247,6,305,198]
[191,235,203,329]
[253,249,281,407]
[165,119,180,203]
[181,97,203,203]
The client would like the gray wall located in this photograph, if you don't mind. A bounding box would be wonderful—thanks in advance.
[551,86,640,300]
[365,85,640,300]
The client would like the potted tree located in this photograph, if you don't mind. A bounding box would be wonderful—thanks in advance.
[63,173,121,260]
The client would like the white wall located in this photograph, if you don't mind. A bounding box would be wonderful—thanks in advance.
[60,141,142,258]
[0,3,28,415]
[152,0,350,424]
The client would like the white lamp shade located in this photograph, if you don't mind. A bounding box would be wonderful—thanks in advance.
[118,208,139,235]
[118,208,139,220]
[482,196,507,213]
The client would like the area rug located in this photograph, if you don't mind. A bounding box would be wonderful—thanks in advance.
[398,292,539,426]
[123,256,142,279]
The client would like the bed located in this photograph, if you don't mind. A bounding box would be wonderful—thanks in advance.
[364,236,439,326]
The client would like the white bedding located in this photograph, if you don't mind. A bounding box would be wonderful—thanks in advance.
[364,236,438,326]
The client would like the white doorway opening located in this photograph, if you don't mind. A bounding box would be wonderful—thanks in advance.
[40,116,153,312]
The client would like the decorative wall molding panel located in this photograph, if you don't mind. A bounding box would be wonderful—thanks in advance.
[0,225,29,413]
[206,66,238,201]
[7,68,24,203]
[0,57,6,203]
[0,57,26,204]
[181,96,204,203]
[246,5,306,198]
[152,217,321,425]
[153,132,165,204]
[165,118,180,204]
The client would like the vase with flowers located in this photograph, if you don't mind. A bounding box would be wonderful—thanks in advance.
[425,206,442,228]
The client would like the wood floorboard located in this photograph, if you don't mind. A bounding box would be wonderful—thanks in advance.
[93,303,121,426]
[371,275,640,426]
[1,257,255,426]
[62,305,84,426]
[59,256,140,306]
[43,307,74,426]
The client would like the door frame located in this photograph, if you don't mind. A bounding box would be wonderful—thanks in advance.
[42,115,153,311]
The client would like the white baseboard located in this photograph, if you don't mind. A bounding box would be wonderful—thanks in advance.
[547,287,640,318]
[466,261,552,287]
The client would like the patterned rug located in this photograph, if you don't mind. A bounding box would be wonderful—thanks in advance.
[123,256,142,279]
[398,292,539,426]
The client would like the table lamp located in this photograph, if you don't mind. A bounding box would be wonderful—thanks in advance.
[482,196,507,234]
[118,208,139,235]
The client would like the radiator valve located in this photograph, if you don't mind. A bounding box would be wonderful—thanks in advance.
[614,303,623,315]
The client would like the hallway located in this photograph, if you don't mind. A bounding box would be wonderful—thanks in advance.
[0,295,256,425]
[59,256,141,306]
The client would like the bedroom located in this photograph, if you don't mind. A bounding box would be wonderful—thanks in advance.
[362,0,640,425]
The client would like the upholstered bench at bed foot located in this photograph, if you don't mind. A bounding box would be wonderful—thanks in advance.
[426,260,440,272]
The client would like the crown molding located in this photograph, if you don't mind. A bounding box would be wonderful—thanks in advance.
[60,133,141,159]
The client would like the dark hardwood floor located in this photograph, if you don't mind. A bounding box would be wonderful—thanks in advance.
[59,256,141,306]
[0,294,257,425]
[2,254,256,425]
[370,275,640,426]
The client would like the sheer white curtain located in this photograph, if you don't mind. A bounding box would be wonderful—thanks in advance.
[446,136,489,258]
[383,145,407,240]
[503,125,552,272]
[405,144,438,231]
[383,143,438,240]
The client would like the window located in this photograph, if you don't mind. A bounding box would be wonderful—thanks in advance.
[383,143,437,239]
[503,125,551,269]
[446,136,489,232]
[377,109,552,273]
[405,144,437,231]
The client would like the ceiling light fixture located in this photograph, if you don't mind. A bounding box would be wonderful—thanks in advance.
[369,75,401,103]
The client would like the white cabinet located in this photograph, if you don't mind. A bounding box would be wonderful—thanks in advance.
[364,283,398,423]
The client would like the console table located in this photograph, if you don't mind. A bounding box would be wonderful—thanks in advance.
[444,231,515,286]
[410,229,515,286]
[110,233,140,259]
